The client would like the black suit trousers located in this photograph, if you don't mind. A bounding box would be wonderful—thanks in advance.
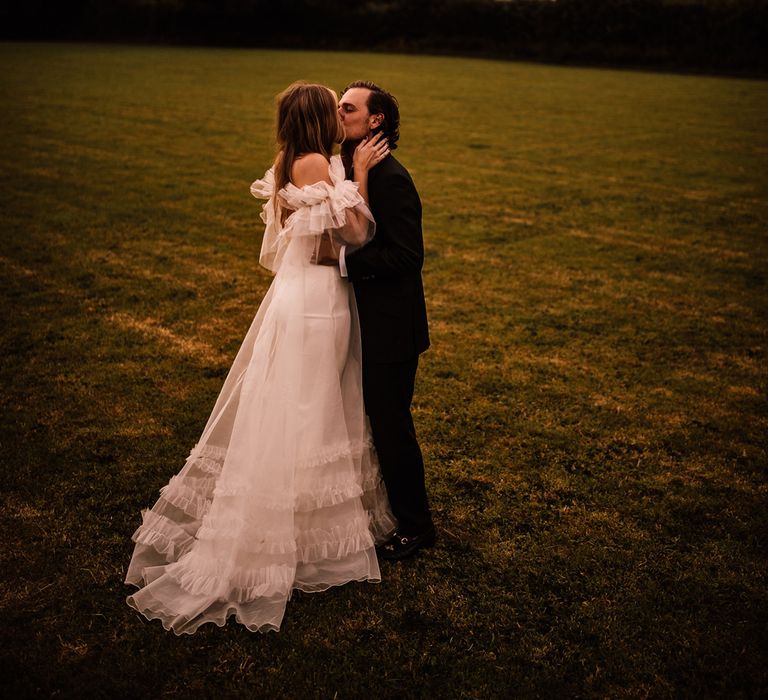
[362,356,433,535]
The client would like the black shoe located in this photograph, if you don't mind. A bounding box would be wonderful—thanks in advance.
[377,527,436,561]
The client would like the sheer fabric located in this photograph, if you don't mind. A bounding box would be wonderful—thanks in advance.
[125,155,395,634]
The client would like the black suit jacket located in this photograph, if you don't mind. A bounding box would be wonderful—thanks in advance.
[346,154,430,364]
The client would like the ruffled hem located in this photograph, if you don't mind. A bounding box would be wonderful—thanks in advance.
[131,510,195,559]
[159,476,213,519]
[126,586,286,635]
[154,438,377,519]
[163,559,295,601]
[212,469,384,512]
[129,542,381,606]
[127,429,394,633]
[126,566,380,636]
[297,437,374,469]
[129,473,393,577]
[186,442,227,475]
[193,514,374,559]
[188,437,373,473]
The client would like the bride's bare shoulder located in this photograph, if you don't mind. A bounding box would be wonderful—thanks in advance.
[291,153,332,188]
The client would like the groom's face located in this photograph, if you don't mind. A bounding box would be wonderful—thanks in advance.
[338,87,377,142]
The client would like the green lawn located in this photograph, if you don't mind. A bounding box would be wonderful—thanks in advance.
[1,42,766,698]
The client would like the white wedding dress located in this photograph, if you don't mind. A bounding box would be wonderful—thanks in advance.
[125,155,396,634]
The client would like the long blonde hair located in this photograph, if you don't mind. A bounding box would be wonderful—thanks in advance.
[273,81,344,221]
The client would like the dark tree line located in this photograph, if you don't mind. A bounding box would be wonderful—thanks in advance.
[2,0,767,74]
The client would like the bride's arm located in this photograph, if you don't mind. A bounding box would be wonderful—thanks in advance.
[335,208,370,246]
[311,140,388,264]
[332,134,389,247]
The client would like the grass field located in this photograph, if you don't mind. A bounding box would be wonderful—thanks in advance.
[1,42,767,698]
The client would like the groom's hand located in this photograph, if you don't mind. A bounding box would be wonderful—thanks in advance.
[312,232,340,266]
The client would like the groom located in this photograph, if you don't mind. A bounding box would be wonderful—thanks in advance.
[331,81,434,560]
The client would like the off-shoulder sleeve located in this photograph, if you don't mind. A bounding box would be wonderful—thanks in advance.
[280,155,375,249]
[249,157,375,273]
[250,167,275,201]
[249,167,282,273]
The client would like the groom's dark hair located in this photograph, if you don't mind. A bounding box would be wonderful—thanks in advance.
[343,80,400,150]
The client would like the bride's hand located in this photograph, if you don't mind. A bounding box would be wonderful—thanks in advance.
[352,132,389,176]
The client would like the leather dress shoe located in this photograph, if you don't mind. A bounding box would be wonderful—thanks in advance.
[377,527,436,561]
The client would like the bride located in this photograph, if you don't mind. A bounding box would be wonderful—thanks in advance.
[124,81,396,634]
